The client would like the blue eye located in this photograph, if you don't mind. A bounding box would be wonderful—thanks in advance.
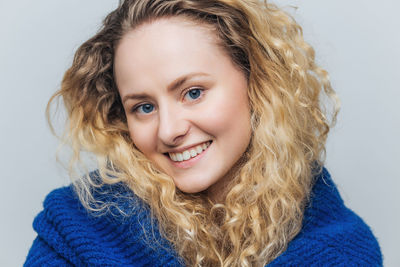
[184,88,203,101]
[134,103,154,114]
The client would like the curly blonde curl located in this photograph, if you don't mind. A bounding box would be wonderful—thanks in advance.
[47,0,339,266]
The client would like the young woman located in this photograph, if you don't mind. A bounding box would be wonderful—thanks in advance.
[25,0,382,266]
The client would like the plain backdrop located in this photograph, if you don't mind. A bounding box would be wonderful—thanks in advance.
[1,0,399,266]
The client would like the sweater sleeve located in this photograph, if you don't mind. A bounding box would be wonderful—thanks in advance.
[24,184,184,267]
[268,168,383,266]
[24,236,72,267]
[267,222,383,266]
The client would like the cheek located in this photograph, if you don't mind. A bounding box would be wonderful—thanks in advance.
[200,90,251,135]
[127,120,156,154]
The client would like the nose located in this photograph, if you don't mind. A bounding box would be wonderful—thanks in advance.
[157,103,189,146]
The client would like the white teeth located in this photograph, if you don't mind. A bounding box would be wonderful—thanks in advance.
[195,146,202,153]
[182,151,191,160]
[171,153,177,161]
[176,153,183,161]
[168,141,211,162]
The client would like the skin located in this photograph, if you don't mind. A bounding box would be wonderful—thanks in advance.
[114,17,252,201]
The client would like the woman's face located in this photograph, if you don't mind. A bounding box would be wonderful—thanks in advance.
[114,17,252,196]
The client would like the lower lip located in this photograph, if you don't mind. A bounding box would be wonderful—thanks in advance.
[167,142,212,169]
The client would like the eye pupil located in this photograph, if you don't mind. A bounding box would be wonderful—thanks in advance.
[188,89,201,99]
[142,104,154,113]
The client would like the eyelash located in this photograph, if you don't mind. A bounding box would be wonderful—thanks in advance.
[130,87,205,115]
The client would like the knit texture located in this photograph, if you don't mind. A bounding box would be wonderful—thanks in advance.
[25,168,382,266]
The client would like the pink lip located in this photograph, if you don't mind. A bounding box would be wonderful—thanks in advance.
[167,142,212,169]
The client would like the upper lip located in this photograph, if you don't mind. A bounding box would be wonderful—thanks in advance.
[164,140,211,154]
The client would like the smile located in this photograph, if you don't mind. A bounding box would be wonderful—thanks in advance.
[168,141,212,162]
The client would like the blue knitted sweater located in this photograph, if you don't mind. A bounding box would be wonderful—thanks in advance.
[25,168,382,266]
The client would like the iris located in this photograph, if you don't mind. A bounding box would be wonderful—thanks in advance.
[137,103,154,114]
[186,88,202,100]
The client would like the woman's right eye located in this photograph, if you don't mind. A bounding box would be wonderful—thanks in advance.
[132,103,154,114]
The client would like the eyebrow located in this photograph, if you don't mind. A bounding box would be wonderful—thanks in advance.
[122,72,210,104]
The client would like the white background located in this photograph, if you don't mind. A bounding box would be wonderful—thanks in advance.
[0,0,398,266]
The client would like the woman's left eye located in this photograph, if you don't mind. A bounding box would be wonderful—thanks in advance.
[184,88,203,101]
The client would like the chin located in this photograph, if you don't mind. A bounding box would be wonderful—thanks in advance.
[174,179,213,194]
[176,185,207,194]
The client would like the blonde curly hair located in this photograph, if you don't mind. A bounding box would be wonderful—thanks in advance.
[47,0,339,266]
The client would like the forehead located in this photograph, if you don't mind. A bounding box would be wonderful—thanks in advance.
[114,17,232,92]
[132,16,218,42]
[116,17,221,61]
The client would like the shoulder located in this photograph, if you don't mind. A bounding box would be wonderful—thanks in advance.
[26,172,183,267]
[269,168,382,266]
